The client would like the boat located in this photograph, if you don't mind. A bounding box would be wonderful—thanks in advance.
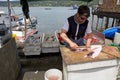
[0,11,18,28]
[68,5,78,10]
[0,23,11,48]
[12,15,38,37]
[12,27,38,43]
[0,11,38,48]
[0,11,38,46]
[44,7,52,10]
[72,4,78,10]
[17,15,37,27]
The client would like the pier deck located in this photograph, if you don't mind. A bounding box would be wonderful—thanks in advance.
[17,51,62,80]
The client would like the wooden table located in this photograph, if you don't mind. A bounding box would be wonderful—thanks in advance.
[60,46,120,80]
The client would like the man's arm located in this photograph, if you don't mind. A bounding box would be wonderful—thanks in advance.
[60,29,78,49]
[85,20,93,49]
[86,33,92,51]
[60,29,72,45]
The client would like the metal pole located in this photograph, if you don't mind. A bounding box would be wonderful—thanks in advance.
[7,0,12,34]
[24,15,27,38]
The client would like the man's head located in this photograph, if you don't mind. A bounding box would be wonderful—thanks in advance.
[77,5,90,18]
[75,5,90,24]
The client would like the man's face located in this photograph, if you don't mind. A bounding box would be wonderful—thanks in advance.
[76,13,87,24]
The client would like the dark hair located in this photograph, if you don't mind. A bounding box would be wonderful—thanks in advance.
[77,5,90,17]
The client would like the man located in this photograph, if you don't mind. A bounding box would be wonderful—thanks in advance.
[60,5,92,51]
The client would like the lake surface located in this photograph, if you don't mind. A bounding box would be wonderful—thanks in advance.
[1,7,77,33]
[1,7,113,33]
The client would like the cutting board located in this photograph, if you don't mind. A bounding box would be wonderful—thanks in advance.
[60,46,120,65]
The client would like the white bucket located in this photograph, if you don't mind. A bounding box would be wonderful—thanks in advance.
[44,68,62,80]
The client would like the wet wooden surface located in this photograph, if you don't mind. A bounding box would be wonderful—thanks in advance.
[60,46,120,65]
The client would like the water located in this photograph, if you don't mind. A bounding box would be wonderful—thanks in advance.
[1,7,113,34]
[11,7,77,34]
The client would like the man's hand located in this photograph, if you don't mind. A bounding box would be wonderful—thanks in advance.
[86,47,92,52]
[69,42,78,50]
[60,29,79,50]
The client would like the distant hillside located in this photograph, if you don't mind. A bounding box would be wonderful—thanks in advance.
[0,1,20,7]
[0,0,98,7]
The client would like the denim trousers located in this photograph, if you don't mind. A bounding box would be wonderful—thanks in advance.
[64,37,85,47]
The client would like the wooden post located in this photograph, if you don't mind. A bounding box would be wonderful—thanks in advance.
[101,17,104,31]
[116,19,120,26]
[96,16,99,30]
[91,14,94,30]
[104,17,109,29]
[112,18,115,27]
[24,15,27,39]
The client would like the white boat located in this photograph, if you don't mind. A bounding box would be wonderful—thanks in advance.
[17,15,37,27]
[72,4,78,10]
[0,11,18,28]
[0,10,38,47]
[12,17,38,48]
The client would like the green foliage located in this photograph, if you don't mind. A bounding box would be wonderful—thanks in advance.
[110,44,120,51]
[28,0,93,1]
[28,0,93,2]
[27,1,85,7]
[0,0,98,7]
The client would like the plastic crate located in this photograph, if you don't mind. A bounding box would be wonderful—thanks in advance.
[41,32,60,53]
[23,34,42,55]
[23,45,41,55]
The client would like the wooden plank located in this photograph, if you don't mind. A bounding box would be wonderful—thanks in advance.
[102,46,120,58]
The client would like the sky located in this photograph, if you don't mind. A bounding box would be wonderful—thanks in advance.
[0,0,19,1]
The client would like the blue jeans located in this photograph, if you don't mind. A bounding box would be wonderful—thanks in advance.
[64,37,85,47]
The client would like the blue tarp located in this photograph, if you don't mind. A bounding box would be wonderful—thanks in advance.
[102,27,120,39]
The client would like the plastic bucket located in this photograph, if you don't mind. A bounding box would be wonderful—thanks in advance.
[44,68,62,80]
